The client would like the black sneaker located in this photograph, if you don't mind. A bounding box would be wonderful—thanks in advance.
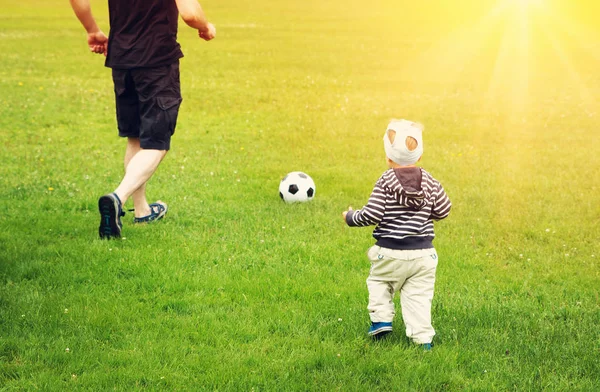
[98,193,125,239]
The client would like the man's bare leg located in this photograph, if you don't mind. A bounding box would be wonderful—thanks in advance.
[113,138,167,216]
[118,138,159,218]
[98,139,167,239]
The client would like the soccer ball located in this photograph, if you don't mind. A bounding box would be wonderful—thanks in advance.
[279,171,316,203]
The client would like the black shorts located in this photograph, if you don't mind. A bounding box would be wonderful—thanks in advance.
[112,62,182,150]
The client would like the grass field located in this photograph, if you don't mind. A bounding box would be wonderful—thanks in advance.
[1,0,599,390]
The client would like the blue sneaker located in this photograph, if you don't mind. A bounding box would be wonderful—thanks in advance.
[422,343,433,351]
[368,322,393,339]
[98,193,125,239]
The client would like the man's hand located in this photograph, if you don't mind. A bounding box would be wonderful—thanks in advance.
[342,206,353,221]
[70,0,107,55]
[198,23,216,41]
[175,0,215,40]
[87,31,108,56]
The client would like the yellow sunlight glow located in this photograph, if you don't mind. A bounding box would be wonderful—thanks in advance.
[404,0,600,115]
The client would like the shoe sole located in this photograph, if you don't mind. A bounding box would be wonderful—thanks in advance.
[98,195,122,239]
[368,326,393,337]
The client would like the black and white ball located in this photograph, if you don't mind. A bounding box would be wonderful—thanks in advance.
[279,171,316,203]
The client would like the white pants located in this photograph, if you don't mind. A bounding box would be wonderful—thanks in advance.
[366,245,438,344]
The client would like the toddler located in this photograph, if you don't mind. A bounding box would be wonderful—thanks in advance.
[342,119,451,349]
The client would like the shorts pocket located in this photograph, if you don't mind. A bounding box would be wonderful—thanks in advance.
[155,96,182,136]
[367,245,382,262]
[112,69,129,97]
[156,97,182,111]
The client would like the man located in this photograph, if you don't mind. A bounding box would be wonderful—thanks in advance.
[69,0,216,239]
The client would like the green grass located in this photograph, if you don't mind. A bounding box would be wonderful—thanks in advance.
[1,0,599,390]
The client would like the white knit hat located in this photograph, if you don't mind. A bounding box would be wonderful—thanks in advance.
[383,119,423,165]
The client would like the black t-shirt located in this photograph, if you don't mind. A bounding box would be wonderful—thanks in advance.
[105,0,184,69]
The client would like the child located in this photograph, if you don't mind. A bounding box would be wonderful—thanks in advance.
[342,119,451,349]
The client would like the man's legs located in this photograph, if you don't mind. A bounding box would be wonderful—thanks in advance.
[114,140,167,216]
[100,64,179,239]
[99,140,167,239]
[116,137,166,218]
[115,62,180,219]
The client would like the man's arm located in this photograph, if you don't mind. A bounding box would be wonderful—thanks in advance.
[175,0,216,41]
[69,0,108,55]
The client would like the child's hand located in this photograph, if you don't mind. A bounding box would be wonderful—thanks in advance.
[342,206,353,221]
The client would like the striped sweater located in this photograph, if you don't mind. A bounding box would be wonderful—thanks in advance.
[345,167,451,250]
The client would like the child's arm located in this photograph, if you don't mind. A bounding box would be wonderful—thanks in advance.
[430,183,451,220]
[343,178,386,227]
[342,207,353,221]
